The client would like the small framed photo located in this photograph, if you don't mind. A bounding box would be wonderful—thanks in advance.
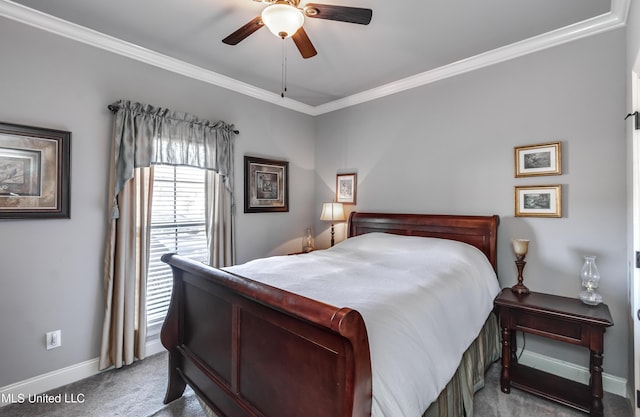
[244,156,288,213]
[336,173,357,204]
[515,185,562,218]
[514,142,561,177]
[0,122,71,219]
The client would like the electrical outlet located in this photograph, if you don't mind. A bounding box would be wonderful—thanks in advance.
[46,330,61,350]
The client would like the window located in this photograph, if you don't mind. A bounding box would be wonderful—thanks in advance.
[146,165,208,336]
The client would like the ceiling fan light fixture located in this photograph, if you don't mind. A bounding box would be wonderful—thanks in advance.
[261,3,304,38]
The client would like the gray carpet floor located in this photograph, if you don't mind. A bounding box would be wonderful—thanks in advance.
[0,352,632,417]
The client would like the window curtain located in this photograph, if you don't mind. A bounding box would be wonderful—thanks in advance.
[99,100,237,370]
[205,171,235,267]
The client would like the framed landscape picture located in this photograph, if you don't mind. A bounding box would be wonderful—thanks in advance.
[0,122,71,219]
[515,185,562,218]
[244,156,289,213]
[336,173,357,204]
[514,142,561,177]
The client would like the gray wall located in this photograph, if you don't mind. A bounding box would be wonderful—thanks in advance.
[0,18,315,387]
[0,7,632,393]
[314,28,629,380]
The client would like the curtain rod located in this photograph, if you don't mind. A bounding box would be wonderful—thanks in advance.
[107,104,240,134]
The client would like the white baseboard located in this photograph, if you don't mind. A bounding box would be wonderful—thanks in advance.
[0,358,101,407]
[519,349,628,398]
[146,338,166,357]
[0,340,168,408]
[0,344,628,408]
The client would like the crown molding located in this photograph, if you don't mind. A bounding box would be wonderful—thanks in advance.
[0,0,630,117]
[0,0,316,115]
[611,0,631,23]
[312,3,629,115]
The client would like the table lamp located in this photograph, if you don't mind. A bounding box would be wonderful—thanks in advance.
[511,239,530,295]
[320,202,345,247]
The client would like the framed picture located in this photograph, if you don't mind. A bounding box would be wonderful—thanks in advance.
[244,156,288,213]
[0,122,70,219]
[514,142,561,177]
[515,185,562,218]
[336,173,357,204]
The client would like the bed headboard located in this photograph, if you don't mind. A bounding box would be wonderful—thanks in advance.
[348,212,499,272]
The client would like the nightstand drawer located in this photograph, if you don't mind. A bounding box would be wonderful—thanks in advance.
[515,311,582,343]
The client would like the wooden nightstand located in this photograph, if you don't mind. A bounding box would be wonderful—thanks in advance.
[494,289,613,416]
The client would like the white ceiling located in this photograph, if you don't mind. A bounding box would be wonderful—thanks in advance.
[0,0,629,115]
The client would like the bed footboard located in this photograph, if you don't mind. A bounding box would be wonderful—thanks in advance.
[160,253,372,417]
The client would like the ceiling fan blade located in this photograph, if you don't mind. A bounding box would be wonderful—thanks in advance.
[303,3,372,25]
[292,27,317,59]
[222,16,264,45]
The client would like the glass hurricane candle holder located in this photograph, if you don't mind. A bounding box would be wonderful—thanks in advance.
[579,255,602,305]
[302,228,314,253]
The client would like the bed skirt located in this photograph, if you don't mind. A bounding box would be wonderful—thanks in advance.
[423,312,500,417]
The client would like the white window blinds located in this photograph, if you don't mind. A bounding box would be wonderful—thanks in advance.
[146,165,209,333]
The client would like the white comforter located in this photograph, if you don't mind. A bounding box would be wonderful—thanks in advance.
[225,232,501,417]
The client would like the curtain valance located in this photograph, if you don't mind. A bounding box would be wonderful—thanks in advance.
[109,100,237,204]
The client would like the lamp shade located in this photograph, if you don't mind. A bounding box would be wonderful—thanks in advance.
[320,202,345,222]
[512,239,530,256]
[261,3,304,38]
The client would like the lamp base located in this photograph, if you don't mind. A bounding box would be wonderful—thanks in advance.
[511,258,529,295]
[511,283,530,295]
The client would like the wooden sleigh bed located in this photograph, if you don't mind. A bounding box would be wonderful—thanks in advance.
[160,212,500,417]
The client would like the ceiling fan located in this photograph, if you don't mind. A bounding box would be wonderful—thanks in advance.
[222,0,373,59]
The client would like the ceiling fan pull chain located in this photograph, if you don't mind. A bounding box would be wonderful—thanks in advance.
[281,38,288,98]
